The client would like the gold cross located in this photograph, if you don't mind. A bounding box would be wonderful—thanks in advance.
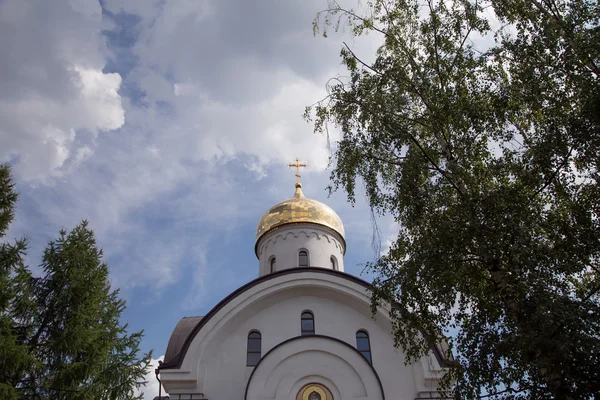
[288,157,308,185]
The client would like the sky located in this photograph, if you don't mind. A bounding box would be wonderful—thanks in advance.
[0,0,396,397]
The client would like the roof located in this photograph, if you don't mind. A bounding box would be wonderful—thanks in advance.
[164,316,204,365]
[255,184,345,255]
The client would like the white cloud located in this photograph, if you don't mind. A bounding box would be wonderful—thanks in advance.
[72,66,125,131]
[100,0,385,193]
[73,145,94,166]
[380,230,398,258]
[136,356,165,400]
[163,76,335,169]
[0,0,123,182]
[3,0,383,298]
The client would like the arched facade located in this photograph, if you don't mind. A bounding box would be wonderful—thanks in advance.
[158,269,448,400]
[245,335,384,400]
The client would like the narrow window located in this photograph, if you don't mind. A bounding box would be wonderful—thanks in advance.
[356,330,372,363]
[330,256,337,270]
[246,331,261,366]
[299,250,309,267]
[301,311,315,335]
[270,257,276,273]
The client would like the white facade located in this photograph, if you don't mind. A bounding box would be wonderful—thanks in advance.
[256,224,345,275]
[158,185,449,400]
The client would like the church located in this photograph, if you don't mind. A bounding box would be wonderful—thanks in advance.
[155,160,449,400]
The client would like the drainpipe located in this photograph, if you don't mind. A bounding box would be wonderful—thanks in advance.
[155,360,163,399]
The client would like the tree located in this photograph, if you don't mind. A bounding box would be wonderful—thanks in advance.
[0,164,152,399]
[0,165,32,400]
[308,0,600,398]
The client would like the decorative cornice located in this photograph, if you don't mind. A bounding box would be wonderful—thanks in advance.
[258,229,344,257]
[255,222,346,258]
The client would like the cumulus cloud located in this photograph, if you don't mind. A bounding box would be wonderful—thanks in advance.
[102,0,381,171]
[98,0,359,201]
[3,0,383,299]
[0,0,124,182]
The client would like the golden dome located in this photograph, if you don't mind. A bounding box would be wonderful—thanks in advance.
[255,183,345,250]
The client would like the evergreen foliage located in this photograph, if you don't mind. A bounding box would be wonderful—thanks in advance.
[0,164,152,399]
[308,1,599,398]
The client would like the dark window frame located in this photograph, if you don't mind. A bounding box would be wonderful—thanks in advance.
[330,256,337,271]
[356,330,372,364]
[299,250,309,267]
[301,311,315,335]
[270,257,276,273]
[246,331,262,366]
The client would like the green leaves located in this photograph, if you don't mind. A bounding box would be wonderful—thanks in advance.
[310,0,600,398]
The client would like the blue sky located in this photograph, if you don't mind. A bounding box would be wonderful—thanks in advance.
[0,0,396,396]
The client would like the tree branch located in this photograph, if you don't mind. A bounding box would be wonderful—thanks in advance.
[362,151,407,166]
[342,40,441,134]
[530,0,600,76]
[479,386,529,399]
[331,3,431,90]
[336,88,466,196]
[529,146,574,201]
[427,0,446,92]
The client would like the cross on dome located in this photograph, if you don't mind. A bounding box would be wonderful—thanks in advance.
[255,156,346,256]
[287,157,307,187]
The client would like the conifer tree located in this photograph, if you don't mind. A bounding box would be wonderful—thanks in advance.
[0,165,32,400]
[0,164,152,399]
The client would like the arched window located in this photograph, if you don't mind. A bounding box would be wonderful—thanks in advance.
[330,256,337,271]
[356,330,372,363]
[246,331,261,366]
[270,257,276,273]
[299,250,309,267]
[301,311,315,335]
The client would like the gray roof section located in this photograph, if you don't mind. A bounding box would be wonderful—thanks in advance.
[164,316,204,364]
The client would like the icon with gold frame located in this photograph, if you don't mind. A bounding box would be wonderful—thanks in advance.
[295,382,334,400]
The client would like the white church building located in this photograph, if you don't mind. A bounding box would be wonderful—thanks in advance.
[156,162,450,400]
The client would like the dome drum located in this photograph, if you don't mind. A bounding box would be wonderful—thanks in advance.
[255,221,346,258]
[256,223,345,275]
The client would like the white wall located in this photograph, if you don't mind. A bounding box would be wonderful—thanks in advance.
[256,224,345,276]
[160,273,446,400]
